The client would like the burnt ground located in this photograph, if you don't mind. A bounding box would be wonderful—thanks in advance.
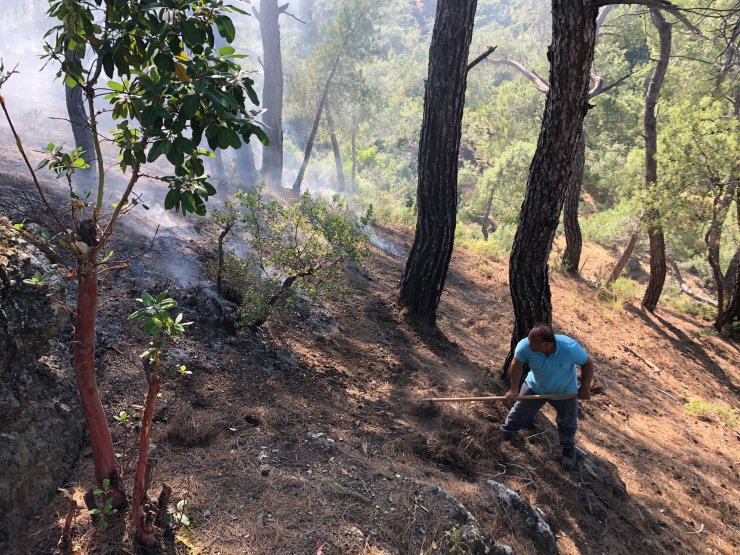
[1,160,739,554]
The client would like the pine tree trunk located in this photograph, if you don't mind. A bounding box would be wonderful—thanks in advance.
[561,130,585,273]
[235,143,258,190]
[398,0,477,325]
[504,2,599,376]
[258,0,284,188]
[351,112,358,193]
[293,53,342,195]
[641,9,671,312]
[607,230,639,286]
[326,102,346,192]
[64,48,96,189]
[723,260,740,332]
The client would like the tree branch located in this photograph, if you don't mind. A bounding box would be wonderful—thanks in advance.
[487,58,550,93]
[467,46,497,73]
[589,69,636,98]
[595,1,702,35]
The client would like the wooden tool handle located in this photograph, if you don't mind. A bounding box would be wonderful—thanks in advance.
[421,393,577,403]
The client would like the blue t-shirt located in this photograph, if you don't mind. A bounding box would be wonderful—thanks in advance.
[514,334,589,394]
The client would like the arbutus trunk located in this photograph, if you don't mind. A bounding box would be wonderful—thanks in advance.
[504,2,599,378]
[133,372,161,547]
[398,0,477,325]
[74,250,125,507]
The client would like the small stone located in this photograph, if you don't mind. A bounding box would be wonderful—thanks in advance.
[260,464,272,476]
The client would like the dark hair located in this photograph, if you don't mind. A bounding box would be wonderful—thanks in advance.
[531,322,555,343]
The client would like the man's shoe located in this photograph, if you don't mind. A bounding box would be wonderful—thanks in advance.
[561,447,577,471]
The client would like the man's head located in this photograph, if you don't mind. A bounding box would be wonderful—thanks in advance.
[528,323,556,354]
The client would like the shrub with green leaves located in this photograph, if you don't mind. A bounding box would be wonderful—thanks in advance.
[213,189,370,328]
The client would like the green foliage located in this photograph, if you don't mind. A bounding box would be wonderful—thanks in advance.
[89,478,119,529]
[129,291,191,378]
[684,398,739,428]
[211,189,370,328]
[43,0,263,216]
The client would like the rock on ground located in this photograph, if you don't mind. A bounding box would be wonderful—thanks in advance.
[0,215,83,549]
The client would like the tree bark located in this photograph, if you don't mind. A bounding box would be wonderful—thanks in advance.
[235,143,258,190]
[706,179,738,329]
[640,9,671,312]
[607,229,639,285]
[326,101,346,192]
[504,2,599,376]
[64,47,96,189]
[292,53,342,195]
[398,0,477,325]
[723,259,740,332]
[74,246,125,507]
[351,114,358,193]
[258,0,285,189]
[133,371,161,547]
[561,130,586,272]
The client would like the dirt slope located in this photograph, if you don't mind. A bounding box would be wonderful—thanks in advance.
[2,185,738,554]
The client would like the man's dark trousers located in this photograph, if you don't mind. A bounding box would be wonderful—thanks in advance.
[501,383,579,448]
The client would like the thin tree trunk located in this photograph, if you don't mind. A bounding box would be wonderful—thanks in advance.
[641,8,671,312]
[481,186,495,241]
[292,53,342,195]
[258,0,285,188]
[133,371,161,547]
[408,0,427,35]
[351,111,358,193]
[504,2,599,377]
[561,130,586,273]
[723,260,740,332]
[74,246,125,507]
[607,230,639,286]
[398,0,477,325]
[217,221,234,293]
[707,179,737,329]
[326,101,346,192]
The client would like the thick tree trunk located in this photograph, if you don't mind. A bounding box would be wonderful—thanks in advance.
[293,53,342,195]
[398,0,477,325]
[561,130,586,273]
[641,9,671,312]
[607,230,639,286]
[258,0,285,188]
[235,143,258,190]
[326,101,346,192]
[64,48,96,189]
[504,2,599,376]
[74,248,125,506]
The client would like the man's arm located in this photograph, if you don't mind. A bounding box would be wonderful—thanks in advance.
[579,357,594,400]
[506,358,525,401]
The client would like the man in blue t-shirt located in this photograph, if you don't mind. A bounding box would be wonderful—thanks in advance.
[502,323,595,470]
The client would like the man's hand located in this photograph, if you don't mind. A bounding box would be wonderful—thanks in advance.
[578,385,591,400]
[505,389,519,404]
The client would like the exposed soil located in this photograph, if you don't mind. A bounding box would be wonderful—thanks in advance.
[1,163,739,554]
